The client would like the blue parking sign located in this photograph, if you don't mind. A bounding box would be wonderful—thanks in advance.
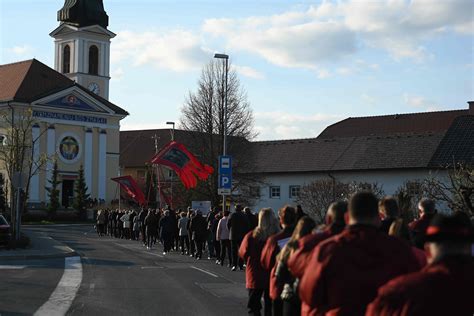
[219,174,232,189]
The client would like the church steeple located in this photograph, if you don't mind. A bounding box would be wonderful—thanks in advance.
[51,0,115,100]
[58,0,109,29]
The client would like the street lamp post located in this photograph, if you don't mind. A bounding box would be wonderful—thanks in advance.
[214,53,229,214]
[166,122,175,209]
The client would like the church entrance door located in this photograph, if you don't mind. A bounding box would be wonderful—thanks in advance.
[62,180,75,208]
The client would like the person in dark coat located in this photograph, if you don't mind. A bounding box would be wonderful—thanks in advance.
[240,208,280,316]
[367,212,474,316]
[287,201,347,315]
[261,205,297,316]
[144,210,159,250]
[138,208,147,245]
[408,198,437,249]
[206,207,218,258]
[159,210,175,254]
[190,210,208,259]
[129,210,137,240]
[299,192,420,316]
[227,204,250,271]
[244,207,258,231]
[211,212,222,262]
[187,209,196,257]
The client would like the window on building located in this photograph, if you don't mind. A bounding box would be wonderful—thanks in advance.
[289,185,300,199]
[269,186,280,199]
[88,45,99,75]
[63,45,70,73]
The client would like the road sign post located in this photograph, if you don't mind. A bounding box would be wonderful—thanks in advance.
[218,156,232,197]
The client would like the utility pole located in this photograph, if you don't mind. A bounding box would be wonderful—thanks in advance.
[151,133,161,209]
[166,122,175,209]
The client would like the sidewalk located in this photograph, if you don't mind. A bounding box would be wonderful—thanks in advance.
[0,228,77,261]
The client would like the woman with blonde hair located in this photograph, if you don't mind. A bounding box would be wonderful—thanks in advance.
[239,208,280,316]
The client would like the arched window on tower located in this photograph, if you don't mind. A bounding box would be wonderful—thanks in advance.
[62,45,70,73]
[88,45,99,75]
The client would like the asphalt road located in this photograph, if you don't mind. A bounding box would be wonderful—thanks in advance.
[0,225,248,316]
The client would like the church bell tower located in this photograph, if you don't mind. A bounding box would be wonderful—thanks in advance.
[50,0,115,100]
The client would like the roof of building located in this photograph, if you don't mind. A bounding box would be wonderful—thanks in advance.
[0,59,128,115]
[318,109,469,138]
[247,132,446,173]
[57,0,109,29]
[429,115,474,167]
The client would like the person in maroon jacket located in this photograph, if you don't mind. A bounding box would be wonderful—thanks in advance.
[299,191,419,316]
[261,205,297,316]
[287,201,347,315]
[408,198,436,248]
[239,208,281,316]
[366,212,474,316]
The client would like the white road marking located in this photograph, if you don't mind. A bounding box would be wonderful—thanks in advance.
[0,265,26,270]
[114,242,164,257]
[140,266,164,269]
[33,256,82,316]
[190,266,219,278]
[143,252,164,258]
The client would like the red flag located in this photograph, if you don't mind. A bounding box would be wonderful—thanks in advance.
[150,141,214,189]
[111,175,147,206]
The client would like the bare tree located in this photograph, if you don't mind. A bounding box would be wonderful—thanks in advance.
[179,59,258,206]
[297,179,385,224]
[0,108,48,237]
[297,179,348,223]
[423,163,474,215]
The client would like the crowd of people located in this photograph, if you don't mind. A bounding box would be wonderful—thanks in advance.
[95,192,474,316]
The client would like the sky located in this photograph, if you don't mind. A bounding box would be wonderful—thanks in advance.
[0,0,473,140]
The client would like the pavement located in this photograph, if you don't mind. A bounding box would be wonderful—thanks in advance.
[0,226,77,261]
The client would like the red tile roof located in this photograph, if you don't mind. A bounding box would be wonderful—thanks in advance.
[0,59,128,115]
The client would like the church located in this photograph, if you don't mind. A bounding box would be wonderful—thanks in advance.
[0,0,128,209]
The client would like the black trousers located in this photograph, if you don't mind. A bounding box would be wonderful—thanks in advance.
[272,298,283,316]
[231,239,244,268]
[180,235,190,253]
[195,240,204,258]
[282,298,301,316]
[213,239,221,259]
[220,239,232,266]
[188,235,195,255]
[248,288,271,316]
[163,235,173,252]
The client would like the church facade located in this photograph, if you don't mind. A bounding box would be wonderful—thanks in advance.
[0,0,128,208]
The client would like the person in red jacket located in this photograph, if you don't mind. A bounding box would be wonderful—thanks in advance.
[261,205,297,316]
[299,191,420,316]
[239,208,281,316]
[408,198,436,248]
[287,201,347,315]
[366,212,474,316]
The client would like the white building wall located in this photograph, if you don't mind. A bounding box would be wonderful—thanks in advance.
[253,169,450,212]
